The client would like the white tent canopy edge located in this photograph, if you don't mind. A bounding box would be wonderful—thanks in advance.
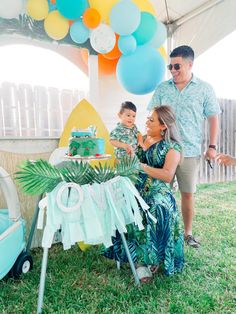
[150,0,236,57]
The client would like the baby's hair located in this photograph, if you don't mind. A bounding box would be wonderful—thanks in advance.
[119,101,137,114]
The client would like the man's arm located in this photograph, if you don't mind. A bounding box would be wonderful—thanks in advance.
[205,114,219,159]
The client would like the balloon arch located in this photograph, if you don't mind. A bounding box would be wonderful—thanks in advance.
[0,0,167,95]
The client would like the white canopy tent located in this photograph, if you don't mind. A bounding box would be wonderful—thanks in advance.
[151,0,236,56]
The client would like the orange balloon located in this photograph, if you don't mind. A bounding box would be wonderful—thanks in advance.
[50,0,56,3]
[68,20,74,26]
[98,54,118,75]
[103,34,122,60]
[83,8,101,29]
[80,49,118,75]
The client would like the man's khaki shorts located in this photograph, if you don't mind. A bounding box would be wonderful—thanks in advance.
[175,157,200,193]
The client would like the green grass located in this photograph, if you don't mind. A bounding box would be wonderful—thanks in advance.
[1,181,236,314]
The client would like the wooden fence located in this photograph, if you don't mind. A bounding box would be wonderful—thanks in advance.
[0,81,236,183]
[200,98,236,183]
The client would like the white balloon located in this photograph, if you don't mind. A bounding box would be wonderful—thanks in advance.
[0,0,24,19]
[90,23,116,54]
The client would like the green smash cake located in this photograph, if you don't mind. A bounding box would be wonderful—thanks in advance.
[68,126,105,157]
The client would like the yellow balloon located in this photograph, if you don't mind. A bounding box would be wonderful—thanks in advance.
[26,0,49,21]
[132,0,156,15]
[158,46,168,62]
[88,0,118,23]
[88,0,156,24]
[44,10,69,40]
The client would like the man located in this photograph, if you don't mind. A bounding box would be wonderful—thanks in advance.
[148,45,221,248]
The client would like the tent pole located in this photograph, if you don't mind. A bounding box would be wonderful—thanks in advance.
[175,0,224,27]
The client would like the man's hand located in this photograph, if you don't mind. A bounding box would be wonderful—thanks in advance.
[204,147,217,160]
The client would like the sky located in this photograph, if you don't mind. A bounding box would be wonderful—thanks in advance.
[0,30,236,99]
[194,30,236,100]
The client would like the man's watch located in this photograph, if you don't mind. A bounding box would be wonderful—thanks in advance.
[209,145,217,150]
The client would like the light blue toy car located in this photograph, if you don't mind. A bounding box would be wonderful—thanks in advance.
[0,167,33,280]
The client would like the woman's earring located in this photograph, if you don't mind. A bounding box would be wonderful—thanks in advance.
[161,130,165,136]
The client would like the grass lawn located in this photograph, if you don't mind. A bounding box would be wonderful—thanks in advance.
[0,181,236,314]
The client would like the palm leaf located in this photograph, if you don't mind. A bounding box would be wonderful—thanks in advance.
[15,156,140,196]
[115,156,140,183]
[0,14,96,54]
[93,163,116,183]
[15,159,62,195]
[60,161,95,185]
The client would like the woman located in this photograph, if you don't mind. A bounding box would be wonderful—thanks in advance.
[104,106,184,282]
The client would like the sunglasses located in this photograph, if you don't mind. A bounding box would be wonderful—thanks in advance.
[167,63,181,71]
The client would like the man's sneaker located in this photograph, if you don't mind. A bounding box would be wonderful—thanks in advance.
[184,235,201,248]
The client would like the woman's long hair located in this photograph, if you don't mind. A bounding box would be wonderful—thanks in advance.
[153,105,182,148]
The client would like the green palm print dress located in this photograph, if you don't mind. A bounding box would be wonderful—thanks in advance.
[103,140,184,276]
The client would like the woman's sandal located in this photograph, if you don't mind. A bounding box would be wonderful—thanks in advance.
[136,266,153,283]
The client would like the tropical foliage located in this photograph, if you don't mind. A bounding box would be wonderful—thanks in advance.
[15,156,139,195]
[0,14,95,53]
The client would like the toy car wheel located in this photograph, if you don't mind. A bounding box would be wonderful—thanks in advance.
[11,252,33,278]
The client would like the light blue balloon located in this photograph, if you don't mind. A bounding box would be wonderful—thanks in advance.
[133,12,157,45]
[150,21,167,48]
[116,45,165,95]
[110,0,141,36]
[57,0,89,20]
[118,35,137,55]
[70,20,89,44]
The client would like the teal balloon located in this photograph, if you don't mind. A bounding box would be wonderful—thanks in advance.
[110,0,141,36]
[57,0,89,20]
[118,35,137,55]
[70,20,89,44]
[150,21,167,48]
[133,12,157,45]
[116,45,165,95]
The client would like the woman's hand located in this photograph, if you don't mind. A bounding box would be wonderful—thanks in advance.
[137,133,145,149]
[215,153,236,166]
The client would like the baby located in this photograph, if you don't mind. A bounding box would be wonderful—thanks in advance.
[110,101,143,159]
